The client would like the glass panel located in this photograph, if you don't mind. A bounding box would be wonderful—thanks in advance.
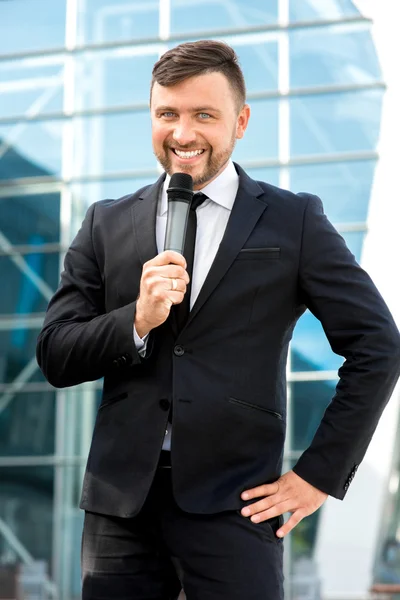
[0,466,54,565]
[290,160,376,224]
[233,99,279,163]
[75,47,160,111]
[0,192,60,245]
[73,112,154,177]
[0,57,64,121]
[291,379,337,451]
[245,167,280,187]
[374,434,400,585]
[287,459,325,591]
[0,326,43,384]
[341,230,365,262]
[292,311,344,372]
[0,391,55,456]
[70,176,155,221]
[0,0,66,55]
[0,121,63,180]
[231,37,278,94]
[77,0,159,45]
[0,253,59,316]
[170,0,278,34]
[289,0,360,22]
[290,23,381,87]
[290,90,384,156]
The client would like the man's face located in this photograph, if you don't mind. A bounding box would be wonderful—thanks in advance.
[151,72,250,189]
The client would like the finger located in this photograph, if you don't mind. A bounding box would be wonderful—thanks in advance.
[241,481,280,501]
[241,497,275,517]
[276,510,304,538]
[151,251,187,268]
[167,291,186,305]
[162,277,187,293]
[158,265,190,284]
[246,500,293,524]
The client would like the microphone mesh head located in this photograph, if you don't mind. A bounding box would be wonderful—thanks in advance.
[168,172,193,201]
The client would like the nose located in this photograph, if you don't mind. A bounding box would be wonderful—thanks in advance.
[172,118,196,147]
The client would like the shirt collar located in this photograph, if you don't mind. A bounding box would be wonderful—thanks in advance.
[159,160,239,217]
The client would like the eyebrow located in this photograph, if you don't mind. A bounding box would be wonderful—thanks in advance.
[155,105,222,116]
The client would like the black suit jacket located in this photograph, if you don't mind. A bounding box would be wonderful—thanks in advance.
[36,164,400,518]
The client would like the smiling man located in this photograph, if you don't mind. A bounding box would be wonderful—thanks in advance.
[36,40,400,600]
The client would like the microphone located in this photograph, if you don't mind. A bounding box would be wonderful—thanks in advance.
[164,173,194,254]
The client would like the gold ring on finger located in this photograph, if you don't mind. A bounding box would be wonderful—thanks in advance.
[171,278,178,291]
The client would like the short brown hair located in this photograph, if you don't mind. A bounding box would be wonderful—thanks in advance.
[151,40,246,111]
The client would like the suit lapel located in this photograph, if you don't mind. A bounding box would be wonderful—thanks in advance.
[183,165,268,331]
[131,173,165,265]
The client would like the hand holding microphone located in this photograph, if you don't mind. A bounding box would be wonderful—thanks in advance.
[135,173,194,338]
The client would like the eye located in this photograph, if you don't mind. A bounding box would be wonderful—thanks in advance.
[198,113,211,119]
[160,112,176,118]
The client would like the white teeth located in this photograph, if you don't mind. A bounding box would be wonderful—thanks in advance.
[174,149,204,158]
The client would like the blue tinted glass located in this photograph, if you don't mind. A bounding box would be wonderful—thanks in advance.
[291,379,337,451]
[77,0,159,44]
[290,24,381,87]
[290,90,384,156]
[290,0,359,21]
[340,230,365,262]
[0,466,54,561]
[0,58,64,120]
[0,255,59,317]
[230,37,278,93]
[0,121,63,180]
[245,167,280,187]
[76,48,159,110]
[70,177,156,232]
[0,0,66,54]
[0,193,60,245]
[292,310,344,372]
[233,99,278,163]
[290,160,376,223]
[75,111,154,176]
[170,0,278,34]
[0,392,55,456]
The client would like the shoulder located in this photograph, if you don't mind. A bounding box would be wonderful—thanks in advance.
[92,184,152,214]
[254,178,324,215]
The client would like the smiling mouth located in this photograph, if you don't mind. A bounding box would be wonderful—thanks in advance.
[172,149,205,159]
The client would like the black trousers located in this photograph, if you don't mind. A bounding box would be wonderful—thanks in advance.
[82,461,284,600]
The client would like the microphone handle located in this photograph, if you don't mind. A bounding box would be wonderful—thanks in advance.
[164,199,191,254]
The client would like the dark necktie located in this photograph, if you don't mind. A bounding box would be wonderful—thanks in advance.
[174,192,208,333]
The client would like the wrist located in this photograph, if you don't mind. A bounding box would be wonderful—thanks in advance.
[135,300,151,338]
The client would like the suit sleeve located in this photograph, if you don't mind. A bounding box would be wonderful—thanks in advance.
[36,203,147,388]
[292,193,400,499]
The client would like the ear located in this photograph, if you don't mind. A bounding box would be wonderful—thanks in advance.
[236,104,251,139]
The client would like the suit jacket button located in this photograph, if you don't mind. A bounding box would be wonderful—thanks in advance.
[173,345,185,357]
[112,359,120,367]
[159,399,170,411]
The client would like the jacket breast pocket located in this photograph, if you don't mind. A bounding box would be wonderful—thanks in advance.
[236,247,281,261]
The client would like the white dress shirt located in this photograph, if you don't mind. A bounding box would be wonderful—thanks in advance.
[134,159,239,449]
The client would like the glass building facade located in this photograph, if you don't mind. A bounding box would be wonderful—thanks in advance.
[0,1,399,598]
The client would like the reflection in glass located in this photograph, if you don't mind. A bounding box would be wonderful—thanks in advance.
[0,391,55,456]
[74,48,160,111]
[289,0,359,22]
[290,23,381,88]
[0,0,66,55]
[290,90,384,156]
[290,379,337,451]
[77,0,159,45]
[73,111,154,176]
[233,99,278,162]
[0,253,59,316]
[0,121,62,180]
[170,0,278,34]
[290,160,376,223]
[292,311,344,373]
[0,193,60,245]
[0,58,64,120]
[0,466,53,565]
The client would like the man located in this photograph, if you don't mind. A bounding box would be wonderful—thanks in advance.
[36,40,400,599]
